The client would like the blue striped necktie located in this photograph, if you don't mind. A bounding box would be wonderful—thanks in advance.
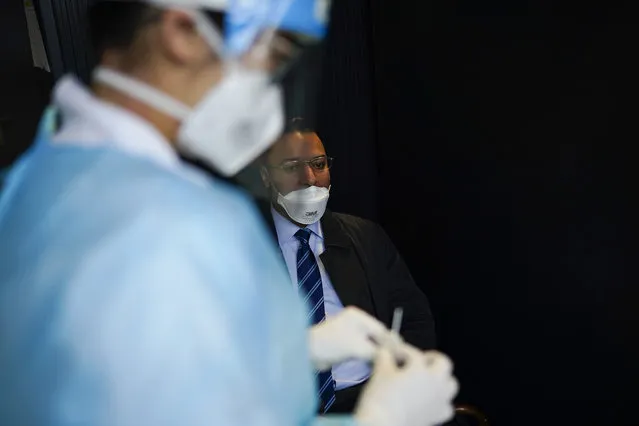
[295,228,336,413]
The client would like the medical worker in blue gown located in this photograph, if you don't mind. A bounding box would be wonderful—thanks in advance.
[0,1,458,426]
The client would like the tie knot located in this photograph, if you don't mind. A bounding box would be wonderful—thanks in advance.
[295,228,312,245]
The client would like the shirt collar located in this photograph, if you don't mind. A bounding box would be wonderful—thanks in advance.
[271,206,323,247]
[50,74,179,169]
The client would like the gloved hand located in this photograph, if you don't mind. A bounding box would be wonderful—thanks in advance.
[308,306,390,371]
[354,345,458,426]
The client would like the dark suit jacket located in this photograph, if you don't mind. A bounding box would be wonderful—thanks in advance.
[257,201,437,412]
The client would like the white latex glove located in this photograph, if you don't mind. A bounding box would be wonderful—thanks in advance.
[354,345,458,426]
[308,306,391,371]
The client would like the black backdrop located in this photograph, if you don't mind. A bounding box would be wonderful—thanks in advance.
[320,1,637,426]
[11,1,639,424]
[0,0,53,169]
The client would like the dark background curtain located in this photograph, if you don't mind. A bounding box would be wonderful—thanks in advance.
[0,0,53,168]
[3,1,637,424]
[320,1,637,426]
[34,0,95,83]
[317,0,380,222]
[0,0,87,167]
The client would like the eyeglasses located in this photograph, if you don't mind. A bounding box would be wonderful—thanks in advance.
[268,155,334,175]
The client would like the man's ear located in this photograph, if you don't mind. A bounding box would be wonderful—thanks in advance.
[158,9,208,66]
[260,166,270,188]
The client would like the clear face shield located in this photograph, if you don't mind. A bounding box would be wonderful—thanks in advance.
[192,0,331,199]
[92,0,330,198]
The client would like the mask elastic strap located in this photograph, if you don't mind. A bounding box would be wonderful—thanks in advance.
[145,4,226,54]
[190,9,226,57]
[92,8,228,120]
[93,67,191,120]
[187,9,244,77]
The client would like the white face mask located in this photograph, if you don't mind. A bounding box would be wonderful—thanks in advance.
[177,66,283,176]
[277,186,330,225]
[92,10,283,177]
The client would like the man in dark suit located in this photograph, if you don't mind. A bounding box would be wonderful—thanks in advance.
[257,119,436,414]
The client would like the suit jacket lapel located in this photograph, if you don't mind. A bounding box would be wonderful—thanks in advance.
[319,210,377,317]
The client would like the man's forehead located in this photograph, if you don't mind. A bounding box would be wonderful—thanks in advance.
[269,131,325,159]
[283,130,321,144]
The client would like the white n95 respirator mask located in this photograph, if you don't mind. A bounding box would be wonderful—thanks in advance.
[277,186,330,225]
[177,65,283,177]
[92,10,283,177]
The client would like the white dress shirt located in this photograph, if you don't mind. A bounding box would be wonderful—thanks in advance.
[271,207,372,391]
[50,75,208,188]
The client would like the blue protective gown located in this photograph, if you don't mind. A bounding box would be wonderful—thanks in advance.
[0,79,356,426]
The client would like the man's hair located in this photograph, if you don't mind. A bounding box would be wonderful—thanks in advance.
[285,117,315,134]
[88,1,225,59]
[258,117,317,166]
[88,1,162,59]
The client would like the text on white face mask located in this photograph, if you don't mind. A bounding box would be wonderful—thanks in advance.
[277,186,331,225]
